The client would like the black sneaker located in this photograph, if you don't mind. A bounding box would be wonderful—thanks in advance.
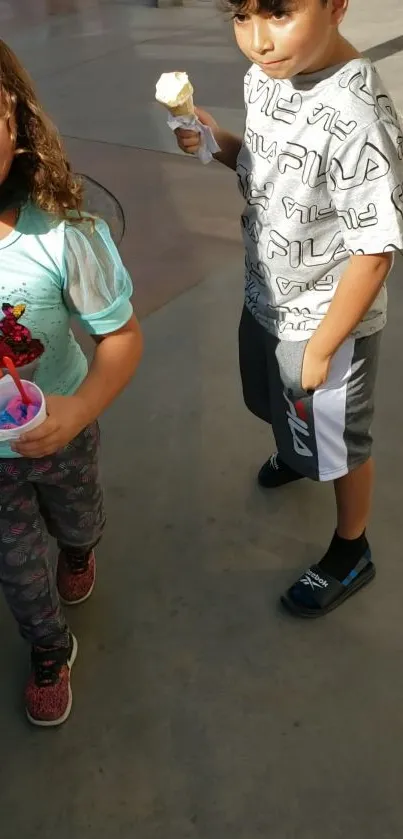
[258,453,304,489]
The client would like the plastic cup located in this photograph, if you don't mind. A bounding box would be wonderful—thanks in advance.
[0,378,46,442]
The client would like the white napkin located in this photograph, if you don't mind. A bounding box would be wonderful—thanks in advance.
[167,113,221,164]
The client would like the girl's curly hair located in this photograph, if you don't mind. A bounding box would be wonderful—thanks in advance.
[0,39,83,220]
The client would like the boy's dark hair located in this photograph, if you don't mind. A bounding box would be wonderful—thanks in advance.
[222,0,328,15]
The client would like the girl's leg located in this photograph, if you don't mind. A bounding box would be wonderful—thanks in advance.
[0,465,69,648]
[34,423,105,605]
[0,461,74,727]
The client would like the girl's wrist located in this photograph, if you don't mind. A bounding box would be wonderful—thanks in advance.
[69,391,95,428]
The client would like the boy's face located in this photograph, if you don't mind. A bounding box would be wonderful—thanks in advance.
[233,0,348,79]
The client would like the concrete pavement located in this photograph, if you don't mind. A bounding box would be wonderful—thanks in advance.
[1,1,403,837]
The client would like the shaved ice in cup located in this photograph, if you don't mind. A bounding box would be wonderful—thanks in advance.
[0,378,46,441]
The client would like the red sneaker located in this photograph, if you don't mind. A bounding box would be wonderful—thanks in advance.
[57,550,96,605]
[25,633,78,727]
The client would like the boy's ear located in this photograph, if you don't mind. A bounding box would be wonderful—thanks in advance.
[330,0,349,26]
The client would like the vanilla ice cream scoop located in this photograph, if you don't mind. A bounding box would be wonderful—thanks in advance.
[155,71,194,116]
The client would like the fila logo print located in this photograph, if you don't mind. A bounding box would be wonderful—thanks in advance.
[283,391,313,458]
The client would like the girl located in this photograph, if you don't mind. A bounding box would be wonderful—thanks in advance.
[0,41,142,726]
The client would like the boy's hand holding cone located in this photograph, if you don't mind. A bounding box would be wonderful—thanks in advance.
[155,71,220,164]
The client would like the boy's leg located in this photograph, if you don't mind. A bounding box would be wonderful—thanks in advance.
[238,305,271,424]
[34,422,105,605]
[316,458,374,586]
[267,332,381,617]
[334,458,374,540]
[238,306,303,487]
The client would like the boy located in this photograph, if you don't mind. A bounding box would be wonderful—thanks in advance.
[175,0,403,617]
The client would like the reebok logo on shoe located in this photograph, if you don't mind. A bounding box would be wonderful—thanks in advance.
[300,569,329,590]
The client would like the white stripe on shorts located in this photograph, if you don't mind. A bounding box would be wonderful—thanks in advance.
[312,337,355,481]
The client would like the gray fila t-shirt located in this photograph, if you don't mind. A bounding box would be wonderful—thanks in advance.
[237,57,403,340]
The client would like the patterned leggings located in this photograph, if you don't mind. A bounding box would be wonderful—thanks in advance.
[0,423,105,648]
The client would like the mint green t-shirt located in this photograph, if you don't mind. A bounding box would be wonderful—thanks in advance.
[0,202,133,458]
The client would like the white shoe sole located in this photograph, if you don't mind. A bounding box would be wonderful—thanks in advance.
[26,634,78,728]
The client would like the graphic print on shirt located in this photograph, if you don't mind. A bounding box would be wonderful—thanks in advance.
[337,203,378,230]
[278,141,390,191]
[244,255,325,334]
[266,230,348,268]
[241,212,262,244]
[0,303,45,368]
[240,60,403,340]
[237,164,274,213]
[391,182,403,218]
[276,274,334,296]
[246,75,303,123]
[338,68,400,124]
[245,126,278,162]
[278,144,329,188]
[282,197,335,225]
[244,69,252,96]
[240,200,263,246]
[329,143,390,190]
[307,104,357,141]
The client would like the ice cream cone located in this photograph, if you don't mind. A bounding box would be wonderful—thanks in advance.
[156,72,195,117]
[167,94,194,118]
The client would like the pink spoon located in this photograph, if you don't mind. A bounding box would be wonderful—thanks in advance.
[2,356,31,406]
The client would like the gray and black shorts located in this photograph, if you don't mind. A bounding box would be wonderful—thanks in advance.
[239,306,381,482]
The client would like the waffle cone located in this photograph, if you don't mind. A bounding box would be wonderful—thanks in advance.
[168,94,194,117]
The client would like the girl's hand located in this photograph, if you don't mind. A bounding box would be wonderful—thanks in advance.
[13,394,88,458]
[175,107,219,155]
[14,316,142,458]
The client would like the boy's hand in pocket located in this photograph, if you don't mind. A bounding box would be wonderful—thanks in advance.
[301,342,331,392]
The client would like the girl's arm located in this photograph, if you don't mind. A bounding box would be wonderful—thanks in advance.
[74,314,143,424]
[15,317,142,458]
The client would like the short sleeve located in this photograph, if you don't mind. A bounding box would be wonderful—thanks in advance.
[62,217,133,335]
[328,118,403,254]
